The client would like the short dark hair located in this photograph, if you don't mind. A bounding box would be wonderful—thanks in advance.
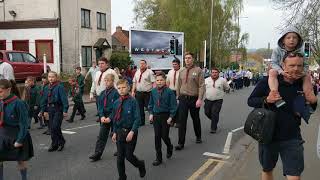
[185,51,194,58]
[211,67,220,72]
[282,52,304,62]
[98,57,109,64]
[41,73,48,79]
[75,67,81,71]
[156,71,166,79]
[172,58,180,65]
[140,59,147,64]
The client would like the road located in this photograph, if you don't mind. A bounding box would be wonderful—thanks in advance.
[3,87,253,180]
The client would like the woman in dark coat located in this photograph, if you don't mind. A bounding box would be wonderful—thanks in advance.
[0,79,33,180]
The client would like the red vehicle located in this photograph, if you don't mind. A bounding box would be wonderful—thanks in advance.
[0,50,50,81]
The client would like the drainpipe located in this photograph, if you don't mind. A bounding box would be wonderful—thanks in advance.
[58,0,63,72]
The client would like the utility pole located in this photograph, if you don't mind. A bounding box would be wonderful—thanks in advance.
[209,0,213,70]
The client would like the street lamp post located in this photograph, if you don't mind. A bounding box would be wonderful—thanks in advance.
[209,0,213,70]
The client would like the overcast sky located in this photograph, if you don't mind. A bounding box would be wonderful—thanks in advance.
[111,0,284,49]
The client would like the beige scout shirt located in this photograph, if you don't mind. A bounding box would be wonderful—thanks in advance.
[205,77,230,101]
[177,66,205,99]
[166,69,180,91]
[90,68,119,98]
[133,69,155,92]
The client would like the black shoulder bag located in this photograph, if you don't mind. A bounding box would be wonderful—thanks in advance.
[244,99,276,144]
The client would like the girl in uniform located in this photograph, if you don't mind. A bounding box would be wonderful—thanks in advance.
[0,79,33,180]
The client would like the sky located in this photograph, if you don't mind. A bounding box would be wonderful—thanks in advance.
[111,0,284,49]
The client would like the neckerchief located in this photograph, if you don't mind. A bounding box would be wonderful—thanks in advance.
[0,94,18,127]
[138,69,146,83]
[25,86,31,100]
[114,95,130,121]
[211,77,218,88]
[173,70,178,87]
[98,69,108,86]
[103,87,114,107]
[185,65,194,83]
[156,86,166,107]
[48,81,59,103]
[71,83,79,97]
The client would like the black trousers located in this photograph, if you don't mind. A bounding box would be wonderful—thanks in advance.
[29,106,40,124]
[178,95,201,145]
[135,91,151,126]
[153,113,172,160]
[94,122,112,155]
[48,106,65,147]
[116,130,144,179]
[204,99,223,131]
[171,91,179,125]
[70,101,85,121]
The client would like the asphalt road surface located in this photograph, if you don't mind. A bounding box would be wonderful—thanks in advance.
[3,87,254,180]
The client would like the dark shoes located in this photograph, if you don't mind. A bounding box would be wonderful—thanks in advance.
[43,130,50,135]
[152,159,162,166]
[167,145,173,159]
[210,129,217,134]
[66,119,74,123]
[138,160,146,178]
[57,144,64,151]
[113,151,118,156]
[196,138,202,144]
[175,144,184,151]
[48,146,58,152]
[80,115,86,120]
[89,153,102,162]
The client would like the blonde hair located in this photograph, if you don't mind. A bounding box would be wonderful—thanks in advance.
[104,73,115,82]
[116,79,129,87]
[48,71,58,77]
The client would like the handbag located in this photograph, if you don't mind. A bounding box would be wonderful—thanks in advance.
[244,100,276,144]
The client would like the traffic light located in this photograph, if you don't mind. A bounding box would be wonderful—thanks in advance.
[170,39,175,54]
[304,42,311,58]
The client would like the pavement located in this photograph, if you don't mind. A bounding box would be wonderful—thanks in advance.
[3,86,254,180]
[217,98,320,180]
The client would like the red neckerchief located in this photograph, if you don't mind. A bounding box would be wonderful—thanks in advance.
[114,95,130,121]
[211,76,218,88]
[138,69,146,83]
[173,70,178,87]
[156,86,166,107]
[185,65,194,83]
[71,83,79,97]
[48,81,59,103]
[103,87,114,107]
[25,86,31,100]
[98,69,108,86]
[0,95,18,127]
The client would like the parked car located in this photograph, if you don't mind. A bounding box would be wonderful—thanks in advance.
[0,50,50,81]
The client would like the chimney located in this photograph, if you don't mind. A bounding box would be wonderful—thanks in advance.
[116,26,122,32]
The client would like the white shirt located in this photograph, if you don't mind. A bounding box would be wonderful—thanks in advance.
[86,66,100,80]
[90,68,119,97]
[205,77,230,101]
[246,71,253,79]
[0,62,15,80]
[166,69,180,91]
[133,69,155,92]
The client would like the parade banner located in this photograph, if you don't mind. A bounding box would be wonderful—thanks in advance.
[130,29,184,70]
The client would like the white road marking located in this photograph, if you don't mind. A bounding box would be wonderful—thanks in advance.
[231,126,244,133]
[203,152,230,160]
[65,123,99,131]
[223,132,233,154]
[62,130,76,134]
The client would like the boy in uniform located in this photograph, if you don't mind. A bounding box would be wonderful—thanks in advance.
[75,67,86,115]
[89,74,119,162]
[148,72,177,166]
[111,79,146,180]
[67,76,86,123]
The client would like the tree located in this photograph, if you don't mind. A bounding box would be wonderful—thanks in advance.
[133,0,248,68]
[255,48,273,59]
[109,52,133,70]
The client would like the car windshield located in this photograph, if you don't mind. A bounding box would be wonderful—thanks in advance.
[23,53,37,63]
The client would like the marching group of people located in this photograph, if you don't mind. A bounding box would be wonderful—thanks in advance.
[0,53,232,180]
[0,26,320,180]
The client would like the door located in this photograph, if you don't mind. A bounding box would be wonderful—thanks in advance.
[22,52,41,77]
[6,52,25,80]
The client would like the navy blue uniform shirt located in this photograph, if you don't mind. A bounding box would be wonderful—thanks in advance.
[148,87,177,118]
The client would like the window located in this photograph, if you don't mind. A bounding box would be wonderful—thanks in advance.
[81,46,92,67]
[81,9,91,28]
[23,53,37,63]
[0,53,3,60]
[97,12,106,30]
[112,45,117,50]
[12,40,29,52]
[7,52,24,62]
[0,40,6,50]
[35,40,54,63]
[122,46,126,51]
